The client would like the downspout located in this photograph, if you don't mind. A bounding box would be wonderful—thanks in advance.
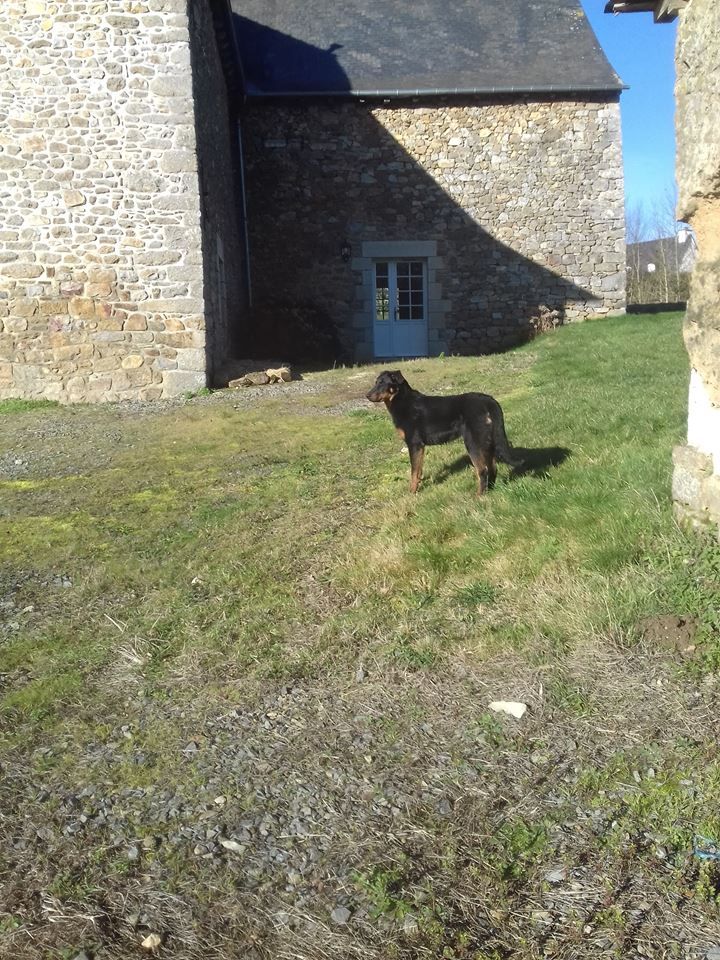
[236,119,252,307]
[217,0,253,323]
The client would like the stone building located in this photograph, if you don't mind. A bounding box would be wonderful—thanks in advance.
[608,0,719,537]
[0,0,625,401]
[0,0,247,402]
[234,0,626,361]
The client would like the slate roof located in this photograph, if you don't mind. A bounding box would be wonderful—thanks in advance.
[228,0,623,98]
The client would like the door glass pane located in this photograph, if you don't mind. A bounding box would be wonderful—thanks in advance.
[375,262,389,321]
[396,261,424,321]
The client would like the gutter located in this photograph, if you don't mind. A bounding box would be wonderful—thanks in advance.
[244,82,627,99]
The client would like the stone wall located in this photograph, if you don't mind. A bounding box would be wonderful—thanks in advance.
[671,0,720,536]
[0,0,209,402]
[242,96,625,360]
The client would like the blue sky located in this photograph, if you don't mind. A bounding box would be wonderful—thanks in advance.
[580,0,677,216]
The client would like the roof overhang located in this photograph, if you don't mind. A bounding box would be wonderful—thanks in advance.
[604,0,688,24]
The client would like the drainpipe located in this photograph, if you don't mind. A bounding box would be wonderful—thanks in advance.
[236,119,252,307]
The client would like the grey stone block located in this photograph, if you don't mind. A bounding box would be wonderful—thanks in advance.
[161,369,206,397]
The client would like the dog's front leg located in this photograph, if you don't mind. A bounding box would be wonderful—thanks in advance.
[408,444,425,494]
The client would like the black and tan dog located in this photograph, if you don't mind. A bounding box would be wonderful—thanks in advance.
[366,370,521,495]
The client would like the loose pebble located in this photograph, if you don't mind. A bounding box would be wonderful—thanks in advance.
[331,906,351,925]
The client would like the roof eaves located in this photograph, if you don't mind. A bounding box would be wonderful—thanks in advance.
[603,0,685,22]
[213,0,247,106]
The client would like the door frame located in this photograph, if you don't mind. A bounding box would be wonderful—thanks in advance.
[350,241,449,362]
[372,258,429,359]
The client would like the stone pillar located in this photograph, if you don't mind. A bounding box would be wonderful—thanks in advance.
[671,0,720,536]
[0,0,208,402]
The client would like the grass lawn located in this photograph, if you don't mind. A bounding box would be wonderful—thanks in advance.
[1,311,720,960]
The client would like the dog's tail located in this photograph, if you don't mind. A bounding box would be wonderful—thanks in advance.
[492,405,523,468]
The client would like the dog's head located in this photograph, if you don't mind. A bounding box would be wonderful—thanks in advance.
[366,370,406,403]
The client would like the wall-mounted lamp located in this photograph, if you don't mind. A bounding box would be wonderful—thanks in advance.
[340,239,352,263]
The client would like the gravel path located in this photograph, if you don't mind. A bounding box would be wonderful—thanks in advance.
[0,378,330,483]
[3,648,720,959]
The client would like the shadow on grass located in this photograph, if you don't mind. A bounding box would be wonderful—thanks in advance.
[432,446,571,487]
[509,446,572,480]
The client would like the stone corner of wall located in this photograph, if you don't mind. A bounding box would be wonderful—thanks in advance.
[672,499,720,542]
[672,443,720,539]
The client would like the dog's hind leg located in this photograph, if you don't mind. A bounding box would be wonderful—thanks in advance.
[488,455,497,489]
[408,444,425,494]
[463,432,489,496]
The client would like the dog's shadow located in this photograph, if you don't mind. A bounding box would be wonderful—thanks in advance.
[507,446,572,481]
[433,446,571,487]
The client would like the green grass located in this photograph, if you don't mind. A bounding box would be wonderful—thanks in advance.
[354,864,415,919]
[492,819,550,881]
[0,397,60,414]
[0,312,716,741]
[5,311,720,959]
[572,739,720,895]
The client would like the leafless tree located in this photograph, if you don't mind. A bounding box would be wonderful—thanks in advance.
[626,187,693,304]
[625,201,646,303]
[650,185,681,301]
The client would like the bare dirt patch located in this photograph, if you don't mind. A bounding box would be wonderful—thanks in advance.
[638,614,699,658]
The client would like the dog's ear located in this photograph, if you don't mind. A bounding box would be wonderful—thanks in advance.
[390,370,405,384]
